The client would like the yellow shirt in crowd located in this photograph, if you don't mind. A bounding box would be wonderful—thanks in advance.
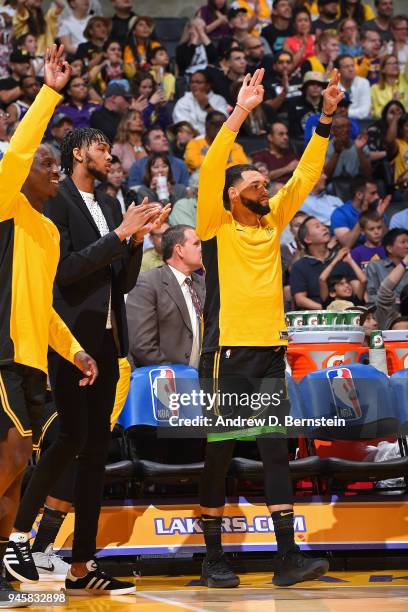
[185,136,248,173]
[371,76,408,119]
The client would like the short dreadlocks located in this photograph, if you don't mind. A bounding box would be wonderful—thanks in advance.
[60,128,110,176]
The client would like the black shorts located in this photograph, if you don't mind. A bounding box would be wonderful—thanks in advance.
[199,346,290,437]
[0,363,47,447]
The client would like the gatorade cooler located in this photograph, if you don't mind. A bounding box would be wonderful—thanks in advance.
[287,329,365,381]
[383,329,408,374]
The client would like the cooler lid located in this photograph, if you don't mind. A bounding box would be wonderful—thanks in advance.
[288,330,365,344]
[383,330,408,342]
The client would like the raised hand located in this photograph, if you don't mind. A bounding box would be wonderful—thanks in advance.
[236,68,265,112]
[44,44,72,92]
[377,194,392,217]
[355,132,368,150]
[133,202,172,242]
[322,68,344,116]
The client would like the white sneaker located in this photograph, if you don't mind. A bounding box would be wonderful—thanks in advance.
[32,545,70,581]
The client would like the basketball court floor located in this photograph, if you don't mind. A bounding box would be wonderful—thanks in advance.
[18,571,408,611]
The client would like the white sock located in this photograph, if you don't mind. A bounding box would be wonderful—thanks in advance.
[9,532,29,544]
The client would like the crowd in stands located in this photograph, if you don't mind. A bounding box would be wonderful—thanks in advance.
[0,0,408,331]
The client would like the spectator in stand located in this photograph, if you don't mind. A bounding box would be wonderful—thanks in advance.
[207,47,247,105]
[16,33,43,76]
[59,76,101,129]
[299,171,343,225]
[387,15,408,72]
[229,80,270,135]
[149,47,175,102]
[283,7,315,69]
[261,0,293,53]
[110,0,135,46]
[264,50,302,116]
[290,216,359,309]
[176,17,218,76]
[0,108,11,156]
[126,225,205,368]
[167,121,199,160]
[336,54,371,119]
[330,176,386,247]
[386,111,408,188]
[58,0,92,55]
[88,39,125,95]
[338,18,362,57]
[185,111,248,173]
[172,70,228,136]
[319,247,366,306]
[139,222,170,274]
[371,54,408,118]
[131,74,172,132]
[363,0,394,43]
[45,113,74,161]
[351,210,386,270]
[6,74,40,124]
[252,121,298,182]
[76,16,111,67]
[123,16,160,79]
[99,154,133,212]
[287,71,324,140]
[304,95,361,144]
[128,127,190,188]
[324,116,372,185]
[243,35,274,82]
[169,172,199,227]
[111,110,146,176]
[366,228,408,305]
[196,0,232,40]
[367,99,404,187]
[301,31,340,77]
[231,0,272,36]
[355,28,383,85]
[12,0,63,55]
[340,0,376,26]
[90,81,131,141]
[0,49,32,106]
[376,251,408,329]
[134,153,187,206]
[313,0,341,36]
[281,210,307,309]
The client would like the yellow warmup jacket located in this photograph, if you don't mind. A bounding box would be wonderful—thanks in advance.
[196,123,329,348]
[0,85,83,374]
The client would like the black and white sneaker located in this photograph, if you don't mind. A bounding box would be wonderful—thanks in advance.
[273,546,329,587]
[0,574,29,608]
[65,560,136,596]
[201,553,240,588]
[3,537,38,583]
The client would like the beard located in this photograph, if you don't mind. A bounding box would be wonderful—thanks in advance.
[85,153,108,182]
[241,195,270,217]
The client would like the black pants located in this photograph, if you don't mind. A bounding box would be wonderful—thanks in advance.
[199,347,293,508]
[15,331,119,562]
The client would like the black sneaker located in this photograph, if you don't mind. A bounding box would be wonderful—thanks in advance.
[0,574,29,608]
[273,546,329,587]
[3,540,38,583]
[65,560,136,596]
[201,553,240,588]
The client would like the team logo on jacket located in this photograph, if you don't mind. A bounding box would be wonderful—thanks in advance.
[326,368,362,420]
[149,368,178,421]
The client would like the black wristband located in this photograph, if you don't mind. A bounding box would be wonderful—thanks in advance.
[315,121,332,138]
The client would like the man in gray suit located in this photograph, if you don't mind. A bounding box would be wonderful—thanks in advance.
[126,225,205,367]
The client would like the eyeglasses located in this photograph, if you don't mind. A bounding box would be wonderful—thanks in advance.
[248,44,263,50]
[0,112,10,119]
[385,61,399,66]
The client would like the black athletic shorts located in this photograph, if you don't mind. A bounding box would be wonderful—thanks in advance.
[0,363,47,447]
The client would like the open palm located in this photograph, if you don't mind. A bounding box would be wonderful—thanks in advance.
[236,68,265,112]
[44,44,72,93]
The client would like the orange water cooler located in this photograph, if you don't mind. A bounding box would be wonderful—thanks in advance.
[383,329,408,374]
[287,330,366,381]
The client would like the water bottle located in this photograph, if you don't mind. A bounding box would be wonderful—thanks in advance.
[156,175,169,203]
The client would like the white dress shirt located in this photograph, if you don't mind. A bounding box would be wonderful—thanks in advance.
[340,76,371,120]
[79,189,112,329]
[172,91,229,135]
[168,265,200,369]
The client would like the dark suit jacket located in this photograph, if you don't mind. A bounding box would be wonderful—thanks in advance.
[44,176,142,357]
[126,264,206,367]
